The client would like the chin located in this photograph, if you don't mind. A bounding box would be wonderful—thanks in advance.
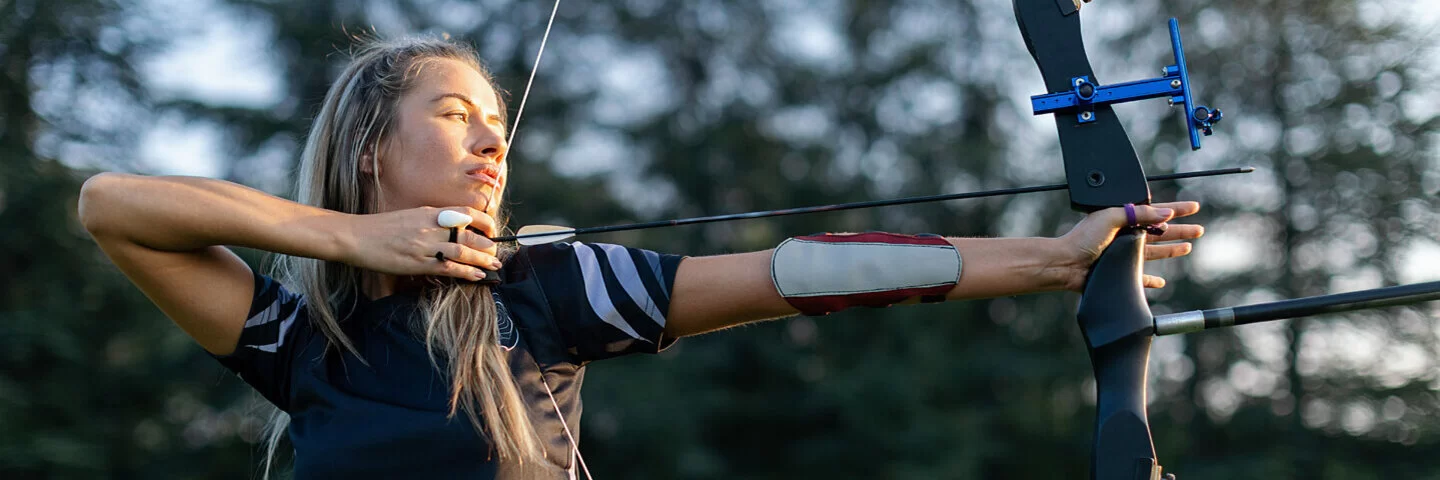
[461,193,500,212]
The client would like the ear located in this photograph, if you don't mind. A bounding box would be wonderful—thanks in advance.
[359,146,379,176]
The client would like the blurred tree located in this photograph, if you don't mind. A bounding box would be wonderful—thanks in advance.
[0,0,266,477]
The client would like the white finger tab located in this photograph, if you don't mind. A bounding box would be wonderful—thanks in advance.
[437,210,473,228]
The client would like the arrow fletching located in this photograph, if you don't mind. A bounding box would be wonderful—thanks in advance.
[510,224,577,246]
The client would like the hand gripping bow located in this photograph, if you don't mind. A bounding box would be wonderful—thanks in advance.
[1012,1,1219,479]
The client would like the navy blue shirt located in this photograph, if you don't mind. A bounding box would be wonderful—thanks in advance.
[213,242,685,479]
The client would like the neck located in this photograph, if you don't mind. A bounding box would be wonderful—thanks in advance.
[362,272,427,300]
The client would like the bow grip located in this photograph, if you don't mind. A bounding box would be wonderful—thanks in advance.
[1076,230,1161,480]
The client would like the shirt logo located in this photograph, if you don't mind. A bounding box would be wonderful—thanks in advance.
[493,294,518,351]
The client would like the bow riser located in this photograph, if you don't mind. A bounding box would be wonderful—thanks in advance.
[1014,1,1168,478]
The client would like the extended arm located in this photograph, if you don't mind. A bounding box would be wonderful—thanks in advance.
[663,202,1201,338]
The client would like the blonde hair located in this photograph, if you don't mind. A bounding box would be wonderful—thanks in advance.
[260,36,544,476]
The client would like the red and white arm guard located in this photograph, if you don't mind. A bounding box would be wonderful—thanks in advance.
[770,232,963,316]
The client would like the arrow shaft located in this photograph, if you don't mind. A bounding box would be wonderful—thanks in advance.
[492,166,1252,243]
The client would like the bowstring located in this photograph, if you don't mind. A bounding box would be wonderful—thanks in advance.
[504,3,593,480]
[485,0,559,221]
[506,0,562,148]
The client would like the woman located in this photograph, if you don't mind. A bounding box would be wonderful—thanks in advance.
[77,37,1201,479]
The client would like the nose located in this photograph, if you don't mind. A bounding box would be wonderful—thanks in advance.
[471,123,507,162]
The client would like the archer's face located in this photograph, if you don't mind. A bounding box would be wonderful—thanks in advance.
[371,58,507,218]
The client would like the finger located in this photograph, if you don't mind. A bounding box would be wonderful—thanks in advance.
[460,206,500,238]
[1144,242,1193,261]
[1133,204,1177,225]
[1150,224,1204,243]
[457,225,499,256]
[1150,201,1201,219]
[430,244,491,280]
[1143,274,1167,289]
[1099,204,1176,229]
[433,257,492,282]
[436,242,503,272]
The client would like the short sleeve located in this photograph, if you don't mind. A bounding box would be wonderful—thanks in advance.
[210,271,307,411]
[525,242,685,362]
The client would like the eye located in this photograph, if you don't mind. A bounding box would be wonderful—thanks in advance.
[445,111,469,123]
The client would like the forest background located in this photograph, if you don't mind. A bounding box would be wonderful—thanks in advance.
[3,0,1440,478]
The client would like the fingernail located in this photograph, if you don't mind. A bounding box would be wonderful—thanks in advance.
[490,260,503,270]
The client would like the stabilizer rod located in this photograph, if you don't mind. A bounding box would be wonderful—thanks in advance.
[1155,280,1440,335]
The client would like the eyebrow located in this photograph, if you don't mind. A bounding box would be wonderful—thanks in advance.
[433,92,477,108]
[433,93,504,124]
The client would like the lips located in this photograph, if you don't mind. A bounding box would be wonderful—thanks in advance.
[466,164,502,188]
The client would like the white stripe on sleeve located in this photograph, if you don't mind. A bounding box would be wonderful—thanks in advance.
[595,244,666,328]
[248,302,301,353]
[243,300,282,328]
[641,249,669,299]
[573,243,651,344]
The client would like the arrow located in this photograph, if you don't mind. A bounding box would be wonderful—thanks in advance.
[491,166,1252,245]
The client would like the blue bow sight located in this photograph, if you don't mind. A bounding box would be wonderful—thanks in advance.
[1029,19,1222,150]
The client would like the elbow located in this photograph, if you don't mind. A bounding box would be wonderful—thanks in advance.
[78,172,131,237]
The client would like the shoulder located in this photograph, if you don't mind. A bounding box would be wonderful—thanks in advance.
[503,242,685,362]
[231,272,311,353]
[518,241,685,279]
[209,271,314,410]
[251,272,306,315]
